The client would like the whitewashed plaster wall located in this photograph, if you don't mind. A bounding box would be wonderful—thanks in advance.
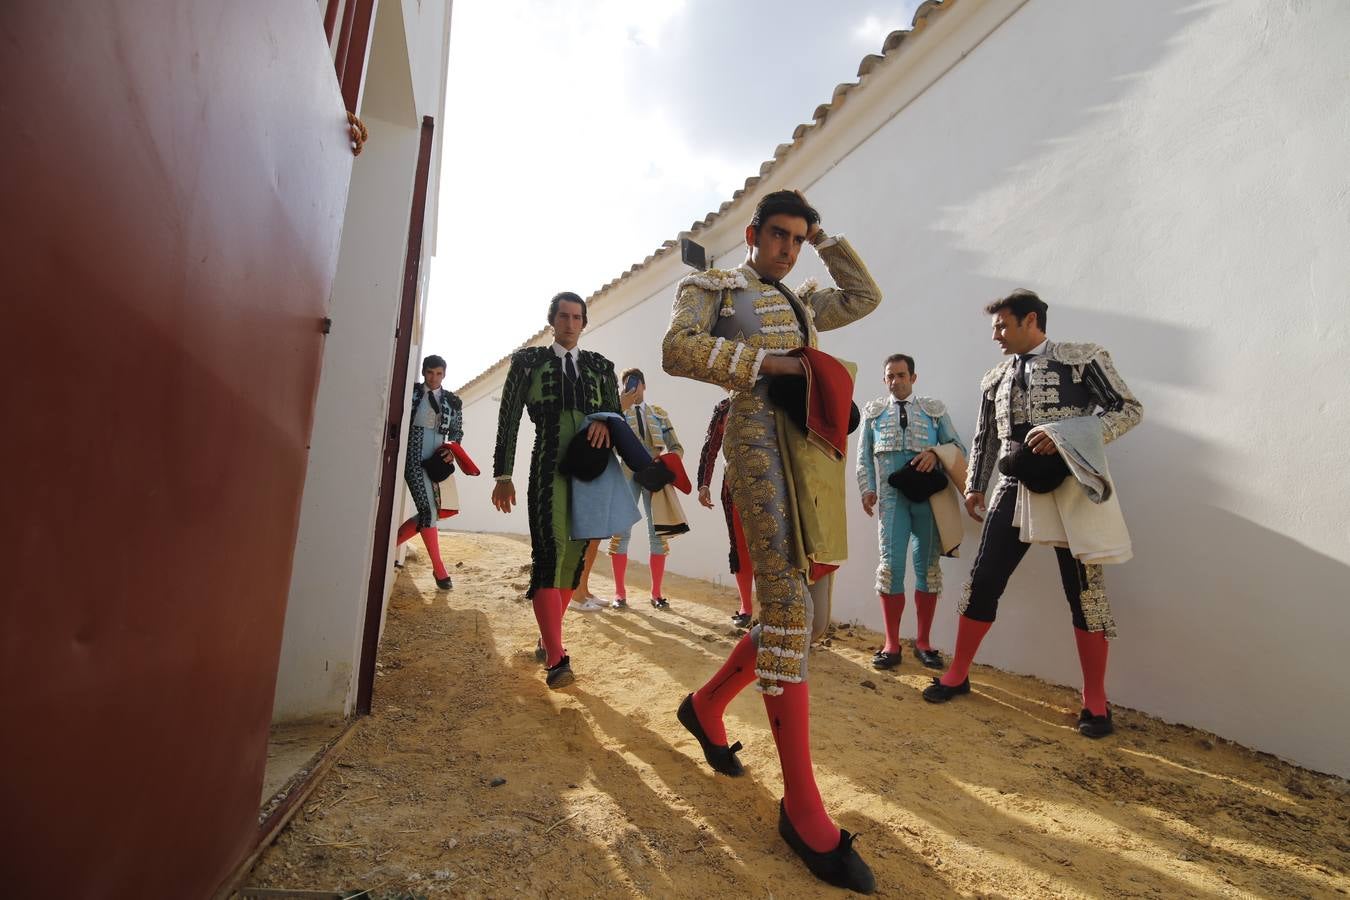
[452,0,1350,776]
[273,0,454,722]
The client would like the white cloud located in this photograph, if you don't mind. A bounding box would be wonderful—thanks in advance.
[853,14,891,47]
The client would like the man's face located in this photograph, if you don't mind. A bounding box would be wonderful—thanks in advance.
[991,309,1040,355]
[883,360,915,401]
[552,299,586,349]
[746,213,809,282]
[423,366,445,390]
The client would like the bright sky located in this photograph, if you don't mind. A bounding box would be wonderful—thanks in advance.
[424,0,923,388]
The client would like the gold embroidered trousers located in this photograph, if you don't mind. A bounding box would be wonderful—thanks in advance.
[726,382,833,693]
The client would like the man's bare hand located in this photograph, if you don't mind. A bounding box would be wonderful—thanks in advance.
[437,445,455,462]
[793,189,822,244]
[760,355,806,377]
[1027,428,1057,456]
[964,491,986,523]
[619,389,639,410]
[492,480,516,514]
[912,449,940,473]
[861,490,877,517]
[586,420,612,448]
[698,485,714,509]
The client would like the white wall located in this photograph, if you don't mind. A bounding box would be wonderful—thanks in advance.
[452,0,1350,776]
[273,0,453,722]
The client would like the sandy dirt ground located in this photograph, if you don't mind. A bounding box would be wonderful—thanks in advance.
[244,531,1349,899]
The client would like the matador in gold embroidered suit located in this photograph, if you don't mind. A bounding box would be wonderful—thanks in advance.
[665,190,881,892]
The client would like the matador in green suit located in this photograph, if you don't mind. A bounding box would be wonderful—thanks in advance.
[492,291,621,689]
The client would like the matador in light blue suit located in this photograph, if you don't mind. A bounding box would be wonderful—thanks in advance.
[857,353,965,670]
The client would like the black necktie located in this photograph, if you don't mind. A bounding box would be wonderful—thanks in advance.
[897,400,908,430]
[563,353,579,410]
[1014,353,1034,389]
[636,406,647,442]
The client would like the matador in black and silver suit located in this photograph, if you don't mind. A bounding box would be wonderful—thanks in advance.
[924,289,1141,740]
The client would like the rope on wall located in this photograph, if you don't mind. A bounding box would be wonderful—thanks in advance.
[347,111,369,156]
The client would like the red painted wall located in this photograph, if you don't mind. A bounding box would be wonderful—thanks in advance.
[0,3,352,896]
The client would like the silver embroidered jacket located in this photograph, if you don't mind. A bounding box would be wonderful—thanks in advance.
[967,341,1142,495]
[856,396,965,495]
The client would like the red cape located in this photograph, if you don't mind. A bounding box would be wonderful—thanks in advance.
[795,347,854,460]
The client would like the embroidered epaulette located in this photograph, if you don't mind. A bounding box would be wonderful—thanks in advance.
[649,404,669,419]
[445,391,463,408]
[914,396,946,418]
[512,346,552,369]
[1047,341,1104,367]
[679,268,748,292]
[980,359,1013,391]
[578,349,614,372]
[862,397,889,420]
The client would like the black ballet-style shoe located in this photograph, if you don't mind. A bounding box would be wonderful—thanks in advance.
[921,676,970,703]
[870,650,902,670]
[545,655,575,689]
[650,597,671,610]
[1078,706,1114,738]
[731,612,752,629]
[777,800,876,894]
[913,644,944,669]
[676,694,744,777]
[435,575,453,590]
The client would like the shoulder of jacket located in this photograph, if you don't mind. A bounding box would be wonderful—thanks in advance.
[678,267,748,292]
[511,346,551,368]
[578,349,614,370]
[980,359,1013,391]
[445,390,463,408]
[913,396,946,417]
[649,404,671,419]
[1046,341,1105,366]
[862,397,889,420]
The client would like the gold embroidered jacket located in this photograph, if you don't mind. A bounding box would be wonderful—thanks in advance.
[661,238,881,386]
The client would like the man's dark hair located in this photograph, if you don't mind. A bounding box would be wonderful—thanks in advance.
[548,291,588,327]
[883,353,915,376]
[422,354,447,372]
[750,189,820,235]
[985,288,1048,332]
[620,367,645,387]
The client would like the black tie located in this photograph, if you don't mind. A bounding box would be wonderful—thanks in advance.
[1014,353,1034,389]
[563,353,579,410]
[897,400,908,430]
[636,406,647,442]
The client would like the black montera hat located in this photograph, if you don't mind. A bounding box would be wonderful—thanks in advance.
[998,445,1070,493]
[420,453,455,483]
[558,430,611,482]
[887,462,948,502]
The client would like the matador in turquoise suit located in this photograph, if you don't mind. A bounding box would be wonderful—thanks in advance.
[492,291,620,689]
[857,352,965,671]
